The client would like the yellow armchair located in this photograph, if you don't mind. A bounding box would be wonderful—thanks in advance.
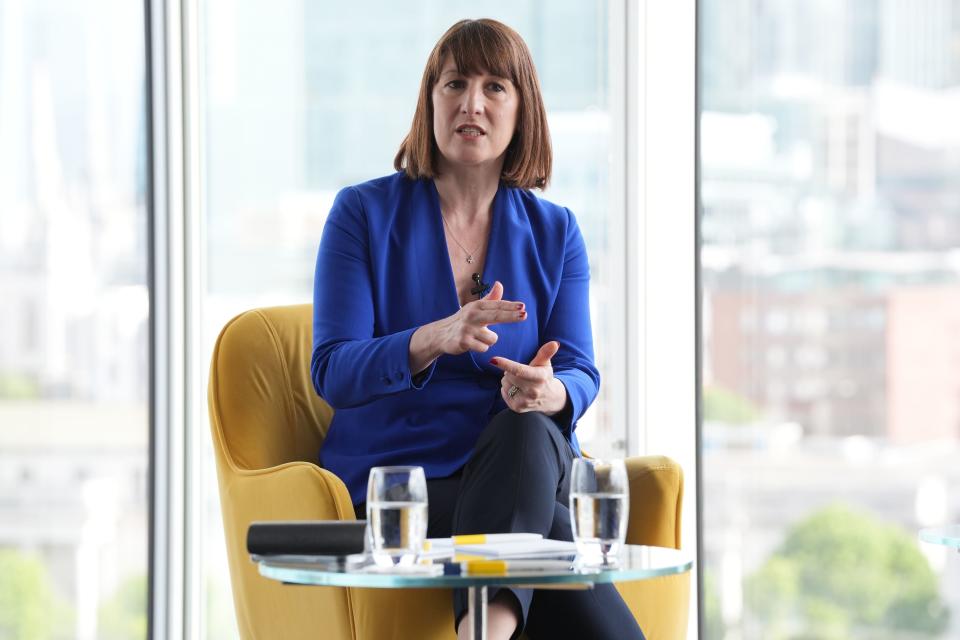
[208,305,690,639]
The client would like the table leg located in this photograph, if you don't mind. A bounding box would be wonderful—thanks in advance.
[467,585,487,640]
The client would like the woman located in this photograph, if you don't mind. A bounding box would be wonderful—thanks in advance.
[311,18,644,640]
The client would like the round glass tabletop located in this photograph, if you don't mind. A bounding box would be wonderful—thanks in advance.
[919,525,960,549]
[257,545,693,589]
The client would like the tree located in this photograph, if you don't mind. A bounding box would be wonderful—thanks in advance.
[703,385,761,425]
[98,574,147,640]
[703,569,727,639]
[0,549,72,640]
[745,504,949,639]
[0,373,39,399]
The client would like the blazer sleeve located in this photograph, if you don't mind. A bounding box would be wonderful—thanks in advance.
[310,187,436,409]
[543,209,601,435]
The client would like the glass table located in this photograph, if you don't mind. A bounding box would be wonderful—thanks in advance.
[256,544,693,640]
[919,525,960,551]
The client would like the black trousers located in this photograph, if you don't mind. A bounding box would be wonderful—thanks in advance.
[356,410,645,639]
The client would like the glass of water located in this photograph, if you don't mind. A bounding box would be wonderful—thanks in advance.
[366,466,428,567]
[569,458,629,566]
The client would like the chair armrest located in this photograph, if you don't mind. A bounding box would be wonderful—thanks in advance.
[221,460,356,527]
[215,462,358,640]
[623,455,683,549]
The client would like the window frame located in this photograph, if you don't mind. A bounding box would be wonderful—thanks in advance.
[148,0,204,637]
[623,0,700,634]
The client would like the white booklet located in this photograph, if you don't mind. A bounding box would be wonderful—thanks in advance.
[455,538,577,559]
[422,534,576,559]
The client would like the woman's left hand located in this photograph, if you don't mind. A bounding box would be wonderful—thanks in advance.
[490,341,568,416]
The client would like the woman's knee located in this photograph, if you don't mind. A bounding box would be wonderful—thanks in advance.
[484,409,555,446]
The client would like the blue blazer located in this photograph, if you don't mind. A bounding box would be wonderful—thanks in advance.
[311,172,599,503]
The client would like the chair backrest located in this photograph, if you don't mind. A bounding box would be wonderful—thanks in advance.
[209,304,333,472]
[623,455,684,549]
[209,305,359,640]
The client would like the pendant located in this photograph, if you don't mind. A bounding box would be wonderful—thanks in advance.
[466,255,474,264]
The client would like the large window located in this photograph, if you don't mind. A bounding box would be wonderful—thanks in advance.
[0,1,149,638]
[700,1,960,637]
[197,2,617,634]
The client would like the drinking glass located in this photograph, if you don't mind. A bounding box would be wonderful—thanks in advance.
[366,466,428,567]
[569,458,629,566]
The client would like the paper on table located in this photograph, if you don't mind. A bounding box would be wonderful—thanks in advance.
[452,533,543,545]
[452,538,577,559]
[251,552,368,568]
[421,533,546,559]
[426,533,542,548]
[421,539,454,559]
[359,563,444,576]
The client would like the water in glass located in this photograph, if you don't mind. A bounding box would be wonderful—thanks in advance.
[569,458,628,566]
[367,500,428,566]
[366,466,427,567]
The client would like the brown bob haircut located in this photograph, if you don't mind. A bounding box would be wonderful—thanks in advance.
[393,19,552,190]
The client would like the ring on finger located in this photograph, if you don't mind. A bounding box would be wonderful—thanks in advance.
[508,385,520,398]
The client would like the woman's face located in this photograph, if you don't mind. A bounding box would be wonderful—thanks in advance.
[431,56,519,173]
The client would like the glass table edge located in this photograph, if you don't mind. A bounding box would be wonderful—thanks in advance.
[257,550,694,589]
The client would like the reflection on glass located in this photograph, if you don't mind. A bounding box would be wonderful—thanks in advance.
[0,0,148,638]
[701,1,959,637]
[200,3,613,634]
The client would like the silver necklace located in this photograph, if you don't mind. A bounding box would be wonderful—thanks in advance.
[441,214,484,264]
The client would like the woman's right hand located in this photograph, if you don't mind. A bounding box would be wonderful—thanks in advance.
[409,281,527,373]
